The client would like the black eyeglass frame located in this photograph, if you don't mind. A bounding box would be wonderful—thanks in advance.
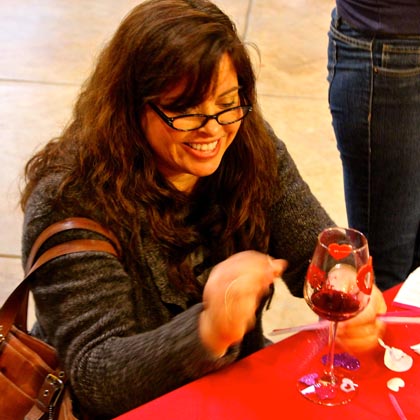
[148,102,253,132]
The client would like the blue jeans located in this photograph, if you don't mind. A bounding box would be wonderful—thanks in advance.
[327,8,420,290]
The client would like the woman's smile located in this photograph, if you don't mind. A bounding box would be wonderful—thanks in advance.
[185,139,219,153]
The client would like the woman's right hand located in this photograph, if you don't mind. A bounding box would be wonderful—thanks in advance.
[336,283,387,354]
[199,250,288,357]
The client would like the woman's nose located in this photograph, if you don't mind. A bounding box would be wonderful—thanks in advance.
[199,116,222,136]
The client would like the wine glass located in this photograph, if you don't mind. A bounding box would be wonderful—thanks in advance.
[297,227,374,406]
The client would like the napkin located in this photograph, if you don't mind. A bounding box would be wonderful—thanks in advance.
[393,266,420,310]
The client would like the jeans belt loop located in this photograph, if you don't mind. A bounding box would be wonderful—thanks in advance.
[332,8,341,29]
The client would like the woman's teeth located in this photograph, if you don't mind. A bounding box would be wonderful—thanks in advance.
[188,140,218,152]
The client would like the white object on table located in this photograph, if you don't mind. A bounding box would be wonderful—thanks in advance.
[394,266,420,310]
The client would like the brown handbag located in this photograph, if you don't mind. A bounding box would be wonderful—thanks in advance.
[0,217,121,420]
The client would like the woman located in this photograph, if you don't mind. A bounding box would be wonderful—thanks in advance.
[21,0,386,418]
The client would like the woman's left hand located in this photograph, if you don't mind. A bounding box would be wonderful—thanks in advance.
[336,284,387,354]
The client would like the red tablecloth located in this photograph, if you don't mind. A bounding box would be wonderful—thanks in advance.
[115,285,420,419]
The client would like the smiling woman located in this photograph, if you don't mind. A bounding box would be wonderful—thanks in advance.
[18,0,386,418]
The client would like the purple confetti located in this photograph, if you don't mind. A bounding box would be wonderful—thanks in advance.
[299,373,319,386]
[321,353,360,370]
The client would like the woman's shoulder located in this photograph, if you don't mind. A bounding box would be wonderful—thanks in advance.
[21,171,77,261]
[24,172,66,219]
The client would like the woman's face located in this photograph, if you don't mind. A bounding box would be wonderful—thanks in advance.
[141,53,242,192]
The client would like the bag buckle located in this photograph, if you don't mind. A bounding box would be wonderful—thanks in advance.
[37,372,66,412]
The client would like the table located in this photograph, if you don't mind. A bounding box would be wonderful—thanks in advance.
[115,285,420,419]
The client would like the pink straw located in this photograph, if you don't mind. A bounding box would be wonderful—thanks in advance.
[270,314,420,336]
[388,393,408,420]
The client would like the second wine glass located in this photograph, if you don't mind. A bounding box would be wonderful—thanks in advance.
[297,227,373,406]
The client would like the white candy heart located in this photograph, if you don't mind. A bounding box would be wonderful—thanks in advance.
[387,377,405,392]
[378,338,413,372]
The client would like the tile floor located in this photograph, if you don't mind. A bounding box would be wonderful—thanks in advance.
[0,0,344,336]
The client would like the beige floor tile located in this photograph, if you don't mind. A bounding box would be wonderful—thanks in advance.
[247,0,334,98]
[0,256,36,327]
[259,95,347,226]
[0,82,80,255]
[0,256,22,304]
[0,0,141,84]
[263,278,318,342]
[0,1,248,85]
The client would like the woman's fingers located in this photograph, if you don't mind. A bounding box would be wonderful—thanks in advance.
[268,257,288,278]
[337,284,387,353]
[200,251,289,357]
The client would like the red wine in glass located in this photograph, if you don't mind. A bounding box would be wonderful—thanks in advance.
[298,228,373,406]
[309,264,363,322]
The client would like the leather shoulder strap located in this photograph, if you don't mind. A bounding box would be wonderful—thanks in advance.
[0,218,121,337]
[25,217,121,275]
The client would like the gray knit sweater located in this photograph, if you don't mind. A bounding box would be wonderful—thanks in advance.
[21,137,333,418]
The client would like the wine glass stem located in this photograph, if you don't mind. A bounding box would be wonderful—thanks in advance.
[324,321,338,383]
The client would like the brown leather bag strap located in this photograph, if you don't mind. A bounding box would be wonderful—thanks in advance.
[25,217,121,275]
[26,239,119,278]
[0,219,121,338]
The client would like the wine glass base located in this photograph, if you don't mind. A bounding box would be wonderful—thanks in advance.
[297,372,358,406]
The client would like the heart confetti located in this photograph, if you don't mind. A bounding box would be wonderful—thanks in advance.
[298,374,357,399]
[299,373,318,386]
[321,352,361,370]
[315,383,336,400]
[340,378,358,393]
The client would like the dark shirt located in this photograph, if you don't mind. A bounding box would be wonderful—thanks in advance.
[337,0,420,35]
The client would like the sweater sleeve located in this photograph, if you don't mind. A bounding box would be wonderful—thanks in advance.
[22,176,240,418]
[28,253,239,418]
[267,136,336,297]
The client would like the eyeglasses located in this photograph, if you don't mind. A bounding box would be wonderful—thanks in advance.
[148,102,253,132]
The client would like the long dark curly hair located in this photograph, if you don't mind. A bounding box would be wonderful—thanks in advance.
[21,0,278,295]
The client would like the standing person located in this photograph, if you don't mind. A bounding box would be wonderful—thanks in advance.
[21,0,386,418]
[327,1,420,290]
